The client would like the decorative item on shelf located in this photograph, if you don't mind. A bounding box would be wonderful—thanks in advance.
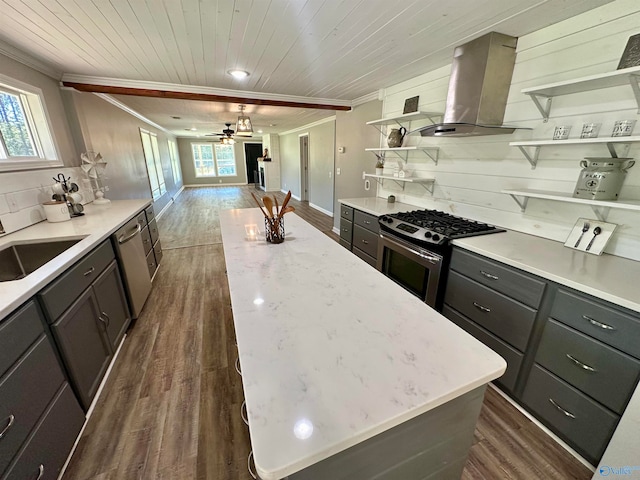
[580,122,601,139]
[50,172,84,217]
[387,195,395,204]
[81,151,111,205]
[262,147,271,161]
[573,157,635,200]
[611,119,637,137]
[552,125,571,140]
[403,96,419,114]
[617,33,640,69]
[565,218,617,255]
[374,153,385,175]
[387,127,407,148]
[395,160,410,178]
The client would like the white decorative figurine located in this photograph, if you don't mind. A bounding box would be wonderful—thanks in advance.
[81,151,111,205]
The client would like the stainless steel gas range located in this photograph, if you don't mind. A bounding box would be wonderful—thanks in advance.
[376,209,504,310]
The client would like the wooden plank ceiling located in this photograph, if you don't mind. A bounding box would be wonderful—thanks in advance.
[0,0,615,135]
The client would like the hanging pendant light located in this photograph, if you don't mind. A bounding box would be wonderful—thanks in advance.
[236,104,253,136]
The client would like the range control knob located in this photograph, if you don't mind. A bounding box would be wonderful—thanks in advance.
[424,231,432,238]
[385,216,393,223]
[432,234,441,242]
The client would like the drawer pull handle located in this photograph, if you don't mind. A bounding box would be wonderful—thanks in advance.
[473,302,491,313]
[362,239,369,245]
[480,270,499,280]
[548,398,576,419]
[248,451,257,479]
[83,266,95,276]
[235,357,242,376]
[364,220,371,224]
[35,464,44,480]
[566,354,597,372]
[0,414,15,439]
[102,312,111,327]
[241,401,249,425]
[582,315,616,331]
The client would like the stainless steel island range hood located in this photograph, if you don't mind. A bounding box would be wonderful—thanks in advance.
[415,32,521,137]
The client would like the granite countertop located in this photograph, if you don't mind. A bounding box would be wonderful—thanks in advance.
[0,199,151,319]
[339,197,420,217]
[220,208,506,480]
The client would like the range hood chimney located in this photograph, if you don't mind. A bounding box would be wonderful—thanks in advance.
[415,32,520,137]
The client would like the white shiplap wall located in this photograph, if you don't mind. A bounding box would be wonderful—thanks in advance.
[376,0,640,261]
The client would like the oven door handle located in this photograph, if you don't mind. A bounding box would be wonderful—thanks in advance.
[380,234,442,265]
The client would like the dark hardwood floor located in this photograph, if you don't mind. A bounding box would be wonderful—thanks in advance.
[63,186,592,480]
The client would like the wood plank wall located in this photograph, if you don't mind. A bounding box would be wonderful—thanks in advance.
[376,0,640,261]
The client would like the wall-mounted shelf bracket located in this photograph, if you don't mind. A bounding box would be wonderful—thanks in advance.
[590,206,611,222]
[516,145,541,169]
[507,193,529,212]
[629,74,640,114]
[606,141,631,158]
[422,147,439,165]
[527,94,552,122]
[364,174,434,194]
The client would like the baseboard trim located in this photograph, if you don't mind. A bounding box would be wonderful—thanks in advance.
[185,182,249,187]
[309,202,334,217]
[173,185,185,200]
[155,198,174,220]
[292,194,302,201]
[332,226,340,235]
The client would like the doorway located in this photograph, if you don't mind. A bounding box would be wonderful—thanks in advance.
[299,134,309,201]
[244,142,263,185]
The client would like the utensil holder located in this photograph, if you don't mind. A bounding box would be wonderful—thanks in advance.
[265,217,285,244]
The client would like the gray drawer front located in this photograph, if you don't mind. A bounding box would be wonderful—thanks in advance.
[0,301,44,378]
[551,289,640,359]
[3,383,84,480]
[352,225,378,259]
[340,204,353,221]
[450,249,545,308]
[352,247,377,268]
[39,240,115,321]
[522,365,618,465]
[148,219,160,245]
[0,336,65,473]
[146,249,158,278]
[145,205,155,223]
[443,305,521,392]
[340,219,353,243]
[353,210,379,234]
[444,271,536,352]
[154,240,163,266]
[141,225,153,255]
[339,239,351,250]
[136,211,147,227]
[536,319,640,415]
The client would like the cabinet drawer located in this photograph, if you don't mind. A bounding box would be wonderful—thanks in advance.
[145,205,155,223]
[444,271,536,352]
[136,211,147,227]
[450,249,546,308]
[551,288,640,359]
[352,225,378,259]
[353,210,379,234]
[340,219,353,243]
[141,225,153,255]
[339,238,351,250]
[536,319,640,415]
[522,365,618,465]
[0,301,44,378]
[443,305,521,393]
[148,219,160,245]
[352,247,377,268]
[39,240,115,322]
[0,336,65,474]
[3,383,84,480]
[154,239,163,266]
[340,204,353,221]
[146,249,158,279]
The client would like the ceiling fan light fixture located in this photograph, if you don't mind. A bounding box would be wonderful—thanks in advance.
[228,69,249,79]
[221,136,235,145]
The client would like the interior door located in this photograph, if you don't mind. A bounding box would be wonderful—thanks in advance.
[244,143,263,184]
[300,134,309,201]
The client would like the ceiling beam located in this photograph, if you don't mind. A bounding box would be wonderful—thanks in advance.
[62,82,351,111]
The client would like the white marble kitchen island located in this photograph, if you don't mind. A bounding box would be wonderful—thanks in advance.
[220,208,506,480]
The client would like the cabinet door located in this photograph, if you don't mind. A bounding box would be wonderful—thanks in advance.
[93,261,131,351]
[51,288,112,410]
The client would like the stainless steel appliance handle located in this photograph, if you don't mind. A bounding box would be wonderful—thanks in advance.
[582,315,615,331]
[118,223,142,244]
[35,464,44,480]
[0,414,15,439]
[380,234,441,265]
[565,354,597,372]
[548,398,576,419]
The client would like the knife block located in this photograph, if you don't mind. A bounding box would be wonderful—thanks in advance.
[265,217,285,244]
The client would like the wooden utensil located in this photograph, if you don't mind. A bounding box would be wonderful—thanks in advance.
[281,206,295,215]
[274,195,279,217]
[250,192,270,219]
[262,196,274,218]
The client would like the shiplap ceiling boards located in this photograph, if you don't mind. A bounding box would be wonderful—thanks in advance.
[0,0,614,134]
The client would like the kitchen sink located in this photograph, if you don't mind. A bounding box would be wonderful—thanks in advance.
[0,238,85,282]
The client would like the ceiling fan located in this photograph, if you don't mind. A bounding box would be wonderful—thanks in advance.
[206,122,252,144]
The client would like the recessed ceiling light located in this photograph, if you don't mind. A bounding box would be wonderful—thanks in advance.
[171,116,181,119]
[228,69,250,79]
[190,128,197,131]
[257,130,263,134]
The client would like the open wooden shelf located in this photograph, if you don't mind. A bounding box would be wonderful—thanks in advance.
[365,174,435,193]
[365,146,440,164]
[366,111,442,127]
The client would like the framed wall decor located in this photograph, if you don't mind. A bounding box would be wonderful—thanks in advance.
[403,96,419,114]
[617,33,640,69]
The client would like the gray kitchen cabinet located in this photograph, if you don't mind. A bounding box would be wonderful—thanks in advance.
[339,203,354,250]
[141,205,162,278]
[351,210,379,266]
[51,287,113,410]
[94,261,131,350]
[141,225,153,254]
[0,300,83,478]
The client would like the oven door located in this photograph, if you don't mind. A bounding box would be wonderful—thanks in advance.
[376,232,444,308]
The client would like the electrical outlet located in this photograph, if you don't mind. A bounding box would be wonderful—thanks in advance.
[362,171,366,180]
[336,168,341,175]
[329,171,332,178]
[364,179,370,191]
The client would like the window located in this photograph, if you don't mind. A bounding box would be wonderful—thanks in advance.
[168,139,181,184]
[191,143,237,177]
[140,128,166,200]
[0,75,60,171]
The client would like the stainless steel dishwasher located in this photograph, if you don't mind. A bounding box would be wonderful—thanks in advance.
[112,215,152,318]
